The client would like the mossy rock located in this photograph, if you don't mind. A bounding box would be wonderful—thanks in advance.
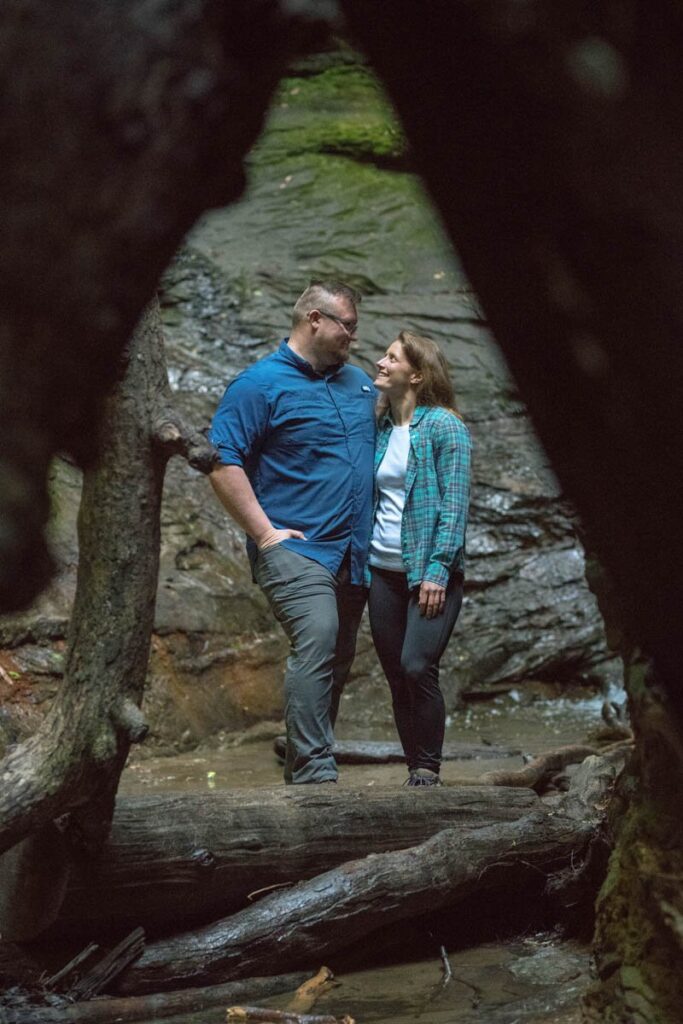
[260,65,407,168]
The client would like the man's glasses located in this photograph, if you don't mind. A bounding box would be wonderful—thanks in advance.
[316,309,358,335]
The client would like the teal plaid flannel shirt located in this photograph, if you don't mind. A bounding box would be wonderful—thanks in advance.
[365,405,472,589]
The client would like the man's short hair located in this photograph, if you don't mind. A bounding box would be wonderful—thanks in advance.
[292,280,362,328]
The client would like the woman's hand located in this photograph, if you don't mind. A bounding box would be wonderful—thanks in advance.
[418,580,446,618]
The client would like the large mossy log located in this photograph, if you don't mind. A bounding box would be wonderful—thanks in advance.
[117,756,615,995]
[52,785,540,939]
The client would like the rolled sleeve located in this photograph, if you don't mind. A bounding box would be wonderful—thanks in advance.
[209,374,270,467]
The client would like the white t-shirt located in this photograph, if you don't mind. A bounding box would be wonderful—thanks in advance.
[368,424,410,572]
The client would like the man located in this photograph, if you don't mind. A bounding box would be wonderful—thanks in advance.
[209,281,376,783]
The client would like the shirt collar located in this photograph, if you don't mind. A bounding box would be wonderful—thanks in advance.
[381,405,429,429]
[278,339,343,380]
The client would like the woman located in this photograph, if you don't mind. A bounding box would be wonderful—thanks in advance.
[366,331,472,786]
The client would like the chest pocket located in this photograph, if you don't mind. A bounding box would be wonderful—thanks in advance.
[273,392,344,450]
[341,391,376,444]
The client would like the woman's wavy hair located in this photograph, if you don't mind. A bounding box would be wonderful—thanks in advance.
[377,330,462,419]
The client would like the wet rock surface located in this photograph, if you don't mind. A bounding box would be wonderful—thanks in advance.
[0,52,620,751]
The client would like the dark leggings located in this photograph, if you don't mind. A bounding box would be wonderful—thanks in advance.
[368,567,463,773]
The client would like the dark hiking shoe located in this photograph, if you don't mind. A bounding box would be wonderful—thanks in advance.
[406,768,442,787]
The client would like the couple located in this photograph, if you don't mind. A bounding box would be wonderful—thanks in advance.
[209,281,471,787]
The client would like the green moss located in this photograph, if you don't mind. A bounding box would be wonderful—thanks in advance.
[254,65,407,168]
[278,64,392,111]
[626,656,650,699]
[589,790,683,1022]
[314,117,404,163]
[237,144,450,297]
[259,117,405,166]
[190,52,461,337]
[620,966,656,1001]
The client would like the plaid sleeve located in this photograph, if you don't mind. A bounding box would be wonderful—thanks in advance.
[422,415,472,586]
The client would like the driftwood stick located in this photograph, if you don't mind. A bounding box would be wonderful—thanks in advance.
[287,966,336,1015]
[1,973,310,1024]
[439,945,453,986]
[226,1009,353,1024]
[68,928,145,1001]
[416,940,455,1019]
[248,882,295,903]
[44,943,100,990]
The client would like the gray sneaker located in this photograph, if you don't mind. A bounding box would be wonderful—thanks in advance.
[407,768,442,787]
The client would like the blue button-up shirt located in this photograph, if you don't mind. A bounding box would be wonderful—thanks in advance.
[210,340,376,584]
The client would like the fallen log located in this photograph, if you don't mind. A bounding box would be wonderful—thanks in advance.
[1,972,309,1024]
[51,785,540,939]
[116,755,616,995]
[226,1010,352,1024]
[273,737,523,764]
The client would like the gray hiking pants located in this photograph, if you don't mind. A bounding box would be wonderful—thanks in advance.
[253,544,366,783]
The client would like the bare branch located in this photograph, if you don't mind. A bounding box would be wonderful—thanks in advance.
[152,411,217,474]
[113,701,149,745]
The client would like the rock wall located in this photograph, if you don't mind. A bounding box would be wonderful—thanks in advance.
[0,51,620,752]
